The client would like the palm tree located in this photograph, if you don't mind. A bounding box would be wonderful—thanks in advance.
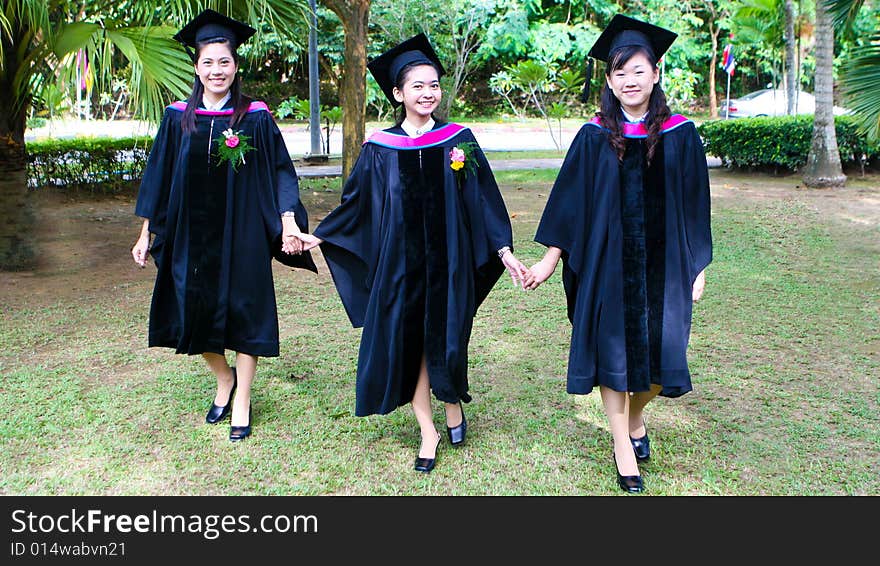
[803,0,846,187]
[0,0,307,270]
[827,0,880,141]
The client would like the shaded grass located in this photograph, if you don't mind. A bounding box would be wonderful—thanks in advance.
[0,170,877,496]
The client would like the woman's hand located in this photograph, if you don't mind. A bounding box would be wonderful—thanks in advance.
[281,216,303,255]
[297,233,323,252]
[500,250,532,290]
[525,247,562,290]
[525,257,556,290]
[132,220,151,267]
[692,270,706,302]
[132,234,150,267]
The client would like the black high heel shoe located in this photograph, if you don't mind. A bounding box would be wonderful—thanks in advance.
[205,367,237,424]
[613,452,644,493]
[630,420,651,462]
[414,432,442,473]
[229,404,252,442]
[446,402,467,446]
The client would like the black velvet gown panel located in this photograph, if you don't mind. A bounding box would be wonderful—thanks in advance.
[620,139,666,393]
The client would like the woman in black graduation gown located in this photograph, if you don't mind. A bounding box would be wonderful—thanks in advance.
[299,35,531,472]
[527,15,712,492]
[131,10,316,441]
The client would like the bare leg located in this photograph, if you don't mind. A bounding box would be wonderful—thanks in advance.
[444,400,463,428]
[412,355,440,458]
[600,385,639,477]
[202,352,235,406]
[231,353,257,426]
[628,384,662,437]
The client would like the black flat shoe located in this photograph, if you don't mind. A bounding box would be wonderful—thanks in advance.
[617,473,645,493]
[612,452,644,493]
[205,368,237,424]
[414,433,442,473]
[446,402,467,446]
[229,404,252,442]
[630,421,651,462]
[630,433,650,462]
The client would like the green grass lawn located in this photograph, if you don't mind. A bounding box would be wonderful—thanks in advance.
[0,168,877,495]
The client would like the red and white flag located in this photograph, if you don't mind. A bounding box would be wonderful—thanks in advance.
[722,44,735,76]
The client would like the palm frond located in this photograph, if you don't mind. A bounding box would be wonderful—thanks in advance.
[232,0,310,52]
[824,0,865,32]
[106,26,194,122]
[1,0,50,71]
[52,21,101,58]
[839,35,880,141]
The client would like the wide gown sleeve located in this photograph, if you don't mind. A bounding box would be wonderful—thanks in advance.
[312,146,381,327]
[534,124,593,274]
[134,108,179,235]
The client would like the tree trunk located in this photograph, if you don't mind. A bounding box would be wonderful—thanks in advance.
[0,27,36,271]
[784,0,797,114]
[708,24,719,119]
[324,0,371,179]
[803,0,846,188]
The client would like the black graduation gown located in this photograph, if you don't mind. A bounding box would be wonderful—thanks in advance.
[135,100,317,357]
[534,115,712,397]
[313,122,512,416]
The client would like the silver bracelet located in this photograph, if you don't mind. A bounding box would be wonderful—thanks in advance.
[281,211,296,218]
[497,246,511,259]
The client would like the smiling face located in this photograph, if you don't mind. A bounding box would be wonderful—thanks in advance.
[392,64,442,124]
[606,50,660,117]
[195,41,237,104]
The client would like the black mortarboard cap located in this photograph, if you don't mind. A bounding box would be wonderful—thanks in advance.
[581,14,678,102]
[367,33,446,106]
[173,9,256,59]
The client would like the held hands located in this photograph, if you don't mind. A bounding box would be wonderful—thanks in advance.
[281,232,322,255]
[280,215,303,255]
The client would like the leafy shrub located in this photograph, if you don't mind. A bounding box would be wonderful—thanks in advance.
[27,136,154,192]
[698,115,880,172]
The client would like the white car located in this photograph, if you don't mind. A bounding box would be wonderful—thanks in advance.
[719,88,850,118]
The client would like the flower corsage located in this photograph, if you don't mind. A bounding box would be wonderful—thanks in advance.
[449,141,480,182]
[215,128,256,171]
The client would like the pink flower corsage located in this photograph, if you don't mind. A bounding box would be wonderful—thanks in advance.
[215,128,255,171]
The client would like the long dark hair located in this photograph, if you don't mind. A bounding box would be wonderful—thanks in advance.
[392,61,443,127]
[182,38,252,133]
[598,45,671,166]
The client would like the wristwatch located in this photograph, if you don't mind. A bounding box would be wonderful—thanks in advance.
[281,211,296,218]
[497,246,511,259]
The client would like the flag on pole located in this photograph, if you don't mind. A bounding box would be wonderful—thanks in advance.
[722,44,735,76]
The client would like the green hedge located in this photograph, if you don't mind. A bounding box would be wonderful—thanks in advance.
[697,115,880,172]
[27,136,154,191]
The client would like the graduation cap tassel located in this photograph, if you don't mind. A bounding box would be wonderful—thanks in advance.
[580,57,594,104]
